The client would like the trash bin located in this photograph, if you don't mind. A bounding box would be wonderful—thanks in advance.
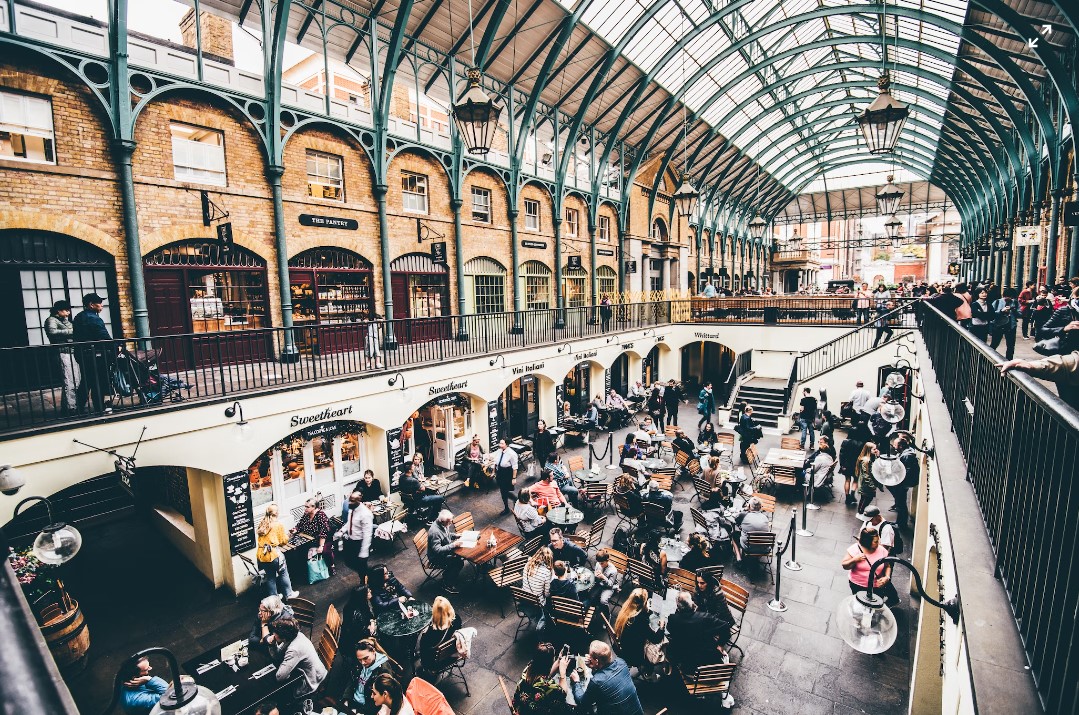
[763,306,779,324]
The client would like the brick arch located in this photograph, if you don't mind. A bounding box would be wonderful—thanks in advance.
[461,164,510,200]
[0,209,121,255]
[286,237,376,262]
[387,145,452,185]
[131,85,268,161]
[139,223,266,259]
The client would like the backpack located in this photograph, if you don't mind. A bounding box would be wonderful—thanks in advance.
[884,521,905,555]
[613,525,635,555]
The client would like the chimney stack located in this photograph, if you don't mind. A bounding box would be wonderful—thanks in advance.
[180,9,234,64]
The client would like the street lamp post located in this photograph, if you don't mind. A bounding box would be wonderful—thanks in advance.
[100,648,221,715]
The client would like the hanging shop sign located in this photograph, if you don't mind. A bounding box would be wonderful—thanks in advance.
[289,404,354,429]
[604,368,611,393]
[223,470,256,555]
[1064,201,1079,227]
[597,249,615,256]
[431,241,448,264]
[992,236,1011,252]
[522,240,548,249]
[625,260,637,274]
[299,214,359,230]
[216,222,234,250]
[567,255,582,270]
[487,400,501,448]
[1013,226,1043,246]
[947,262,960,276]
[976,244,991,257]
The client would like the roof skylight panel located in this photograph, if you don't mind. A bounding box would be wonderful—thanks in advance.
[581,0,646,42]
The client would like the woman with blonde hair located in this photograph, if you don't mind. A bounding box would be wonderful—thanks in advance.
[418,596,462,678]
[522,547,554,603]
[613,587,665,673]
[255,503,298,599]
[855,442,881,516]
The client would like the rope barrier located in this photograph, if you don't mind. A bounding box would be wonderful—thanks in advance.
[587,432,614,467]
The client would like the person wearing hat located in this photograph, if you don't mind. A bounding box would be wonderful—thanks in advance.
[73,292,114,414]
[44,299,80,415]
[857,505,895,553]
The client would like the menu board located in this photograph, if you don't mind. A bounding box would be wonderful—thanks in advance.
[556,385,566,426]
[604,369,611,395]
[223,470,255,555]
[487,400,502,448]
[386,427,405,493]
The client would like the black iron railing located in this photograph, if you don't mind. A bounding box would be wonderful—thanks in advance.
[690,296,920,325]
[718,350,753,407]
[793,300,920,382]
[921,304,1079,714]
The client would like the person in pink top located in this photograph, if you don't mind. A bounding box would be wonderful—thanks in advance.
[841,526,898,606]
[529,470,568,510]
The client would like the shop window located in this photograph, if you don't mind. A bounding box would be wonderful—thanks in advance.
[280,435,307,498]
[408,274,445,317]
[0,91,55,164]
[597,265,616,298]
[564,264,587,307]
[306,150,344,201]
[250,450,274,509]
[170,122,226,186]
[522,260,551,310]
[20,268,113,346]
[524,199,540,231]
[474,274,505,314]
[598,215,610,242]
[471,187,491,223]
[402,171,428,213]
[311,435,335,488]
[565,208,579,237]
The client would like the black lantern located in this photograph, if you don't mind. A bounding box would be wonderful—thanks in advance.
[673,174,699,217]
[857,73,909,154]
[748,215,767,241]
[876,175,904,216]
[884,214,902,240]
[453,68,503,156]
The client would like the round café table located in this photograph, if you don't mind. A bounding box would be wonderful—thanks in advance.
[576,469,608,485]
[547,506,585,529]
[376,600,432,667]
[642,458,667,471]
[571,566,595,595]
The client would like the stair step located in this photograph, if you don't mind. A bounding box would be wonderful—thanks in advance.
[742,385,785,394]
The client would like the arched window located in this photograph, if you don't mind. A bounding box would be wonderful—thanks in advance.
[650,218,668,242]
[597,265,616,298]
[521,260,552,310]
[562,262,588,307]
[463,256,506,314]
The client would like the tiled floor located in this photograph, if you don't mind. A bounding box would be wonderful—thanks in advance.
[59,402,912,715]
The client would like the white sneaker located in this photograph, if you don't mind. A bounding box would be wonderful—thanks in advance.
[721,693,736,709]
[287,590,300,599]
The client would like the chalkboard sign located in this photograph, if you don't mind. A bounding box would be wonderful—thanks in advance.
[1064,201,1079,227]
[386,427,405,493]
[556,384,567,426]
[223,470,256,555]
[431,241,448,264]
[604,369,611,395]
[567,255,582,270]
[487,400,502,448]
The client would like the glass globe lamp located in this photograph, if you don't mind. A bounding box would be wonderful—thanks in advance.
[885,371,906,389]
[836,594,898,654]
[879,400,905,424]
[32,521,82,565]
[150,678,221,715]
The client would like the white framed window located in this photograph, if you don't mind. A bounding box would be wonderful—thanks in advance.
[306,150,344,201]
[471,186,491,223]
[565,208,579,237]
[401,171,428,213]
[598,215,611,242]
[524,199,540,232]
[522,261,551,310]
[0,91,55,164]
[170,122,226,186]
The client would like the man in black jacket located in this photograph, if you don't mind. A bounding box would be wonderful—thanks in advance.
[889,433,921,529]
[548,528,588,568]
[666,592,732,671]
[663,380,683,427]
[735,406,762,463]
[72,292,114,414]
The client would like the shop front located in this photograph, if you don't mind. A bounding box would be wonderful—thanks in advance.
[680,341,734,396]
[247,419,368,523]
[144,240,270,368]
[642,345,661,385]
[387,392,475,488]
[498,374,540,442]
[610,353,630,396]
[562,362,591,417]
[390,253,450,343]
[289,248,375,354]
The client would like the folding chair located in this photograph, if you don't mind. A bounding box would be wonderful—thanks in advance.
[452,511,475,534]
[600,612,619,645]
[684,457,703,482]
[613,493,639,532]
[487,556,527,617]
[566,455,589,484]
[286,597,317,637]
[719,578,749,658]
[325,603,343,642]
[666,567,696,593]
[548,596,596,646]
[580,482,612,517]
[574,516,606,554]
[680,663,737,703]
[714,434,736,469]
[428,636,470,696]
[771,465,800,495]
[697,564,725,583]
[626,557,663,594]
[649,471,674,492]
[744,532,777,583]
[691,476,714,504]
[755,493,777,519]
[506,534,545,562]
[690,506,708,533]
[414,530,446,586]
[315,628,338,671]
[509,586,544,640]
[405,676,455,715]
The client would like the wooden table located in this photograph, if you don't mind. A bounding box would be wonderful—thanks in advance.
[454,526,522,567]
[763,448,806,469]
[184,641,303,715]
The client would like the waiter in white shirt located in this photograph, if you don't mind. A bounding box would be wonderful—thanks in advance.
[335,491,373,580]
[491,438,519,514]
[848,381,870,412]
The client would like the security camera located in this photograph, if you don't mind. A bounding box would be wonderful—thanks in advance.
[0,465,26,496]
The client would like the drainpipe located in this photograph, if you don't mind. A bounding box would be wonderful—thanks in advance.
[114,139,150,339]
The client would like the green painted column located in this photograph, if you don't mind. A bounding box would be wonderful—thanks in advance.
[451,197,468,340]
[588,214,598,323]
[553,213,565,329]
[509,207,522,333]
[113,139,151,339]
[266,164,298,360]
[374,184,398,348]
[1046,190,1063,286]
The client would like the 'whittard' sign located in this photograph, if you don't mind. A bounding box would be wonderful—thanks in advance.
[429,379,468,396]
[290,405,354,428]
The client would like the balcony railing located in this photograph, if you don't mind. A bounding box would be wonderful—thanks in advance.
[691,296,920,325]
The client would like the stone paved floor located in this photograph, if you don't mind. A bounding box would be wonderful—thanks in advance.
[60,402,912,715]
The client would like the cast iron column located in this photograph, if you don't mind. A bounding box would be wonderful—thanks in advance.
[451,197,468,340]
[267,164,298,361]
[509,208,522,333]
[374,183,398,348]
[113,139,151,339]
[554,214,565,329]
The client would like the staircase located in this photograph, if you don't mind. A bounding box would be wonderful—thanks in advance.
[737,380,787,427]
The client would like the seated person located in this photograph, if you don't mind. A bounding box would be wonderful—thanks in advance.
[612,588,665,675]
[636,529,668,585]
[732,497,771,563]
[619,434,645,466]
[418,596,462,680]
[641,479,683,530]
[671,429,695,458]
[604,389,629,428]
[666,592,733,678]
[358,469,384,503]
[548,560,580,601]
[700,456,731,510]
[342,638,405,715]
[544,455,580,504]
[678,533,714,573]
[119,655,169,715]
[548,528,587,568]
[427,510,465,594]
[584,401,600,430]
[250,595,295,646]
[698,421,718,446]
[399,466,445,515]
[514,489,551,538]
[253,702,280,715]
[530,469,570,509]
[589,549,622,612]
[368,564,413,614]
[693,572,736,628]
[269,618,327,698]
[512,643,572,715]
[370,673,415,715]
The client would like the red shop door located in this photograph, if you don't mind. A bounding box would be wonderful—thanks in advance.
[146,270,193,371]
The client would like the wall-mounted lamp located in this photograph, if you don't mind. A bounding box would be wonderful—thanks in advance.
[223,401,247,426]
[99,647,220,715]
[12,496,83,565]
[606,336,617,344]
[0,464,26,496]
[388,372,411,402]
[557,343,572,354]
[643,329,656,338]
[489,355,506,368]
[892,429,935,458]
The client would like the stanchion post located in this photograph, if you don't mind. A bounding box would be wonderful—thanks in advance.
[797,482,815,537]
[806,475,820,511]
[608,433,615,467]
[768,513,796,611]
[784,508,803,571]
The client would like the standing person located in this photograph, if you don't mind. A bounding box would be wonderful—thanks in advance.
[647,387,665,427]
[559,641,644,715]
[855,283,872,323]
[532,420,556,474]
[118,655,169,715]
[463,435,487,490]
[1018,280,1035,339]
[848,381,870,414]
[735,405,762,463]
[365,323,383,369]
[795,387,818,450]
[599,294,613,332]
[256,504,299,599]
[663,379,683,427]
[888,433,920,530]
[427,510,464,594]
[855,442,881,517]
[990,287,1019,359]
[72,292,113,414]
[838,428,867,507]
[491,438,519,513]
[336,491,373,581]
[969,288,994,342]
[1030,287,1055,338]
[872,301,895,347]
[294,497,334,576]
[841,527,898,606]
[696,382,715,429]
[953,283,973,326]
[44,300,80,415]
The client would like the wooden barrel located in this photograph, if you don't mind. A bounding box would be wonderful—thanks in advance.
[38,600,90,672]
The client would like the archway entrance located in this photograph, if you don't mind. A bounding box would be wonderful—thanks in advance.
[680,341,734,396]
[610,353,630,395]
[498,374,540,442]
[388,392,475,485]
[561,362,591,418]
[642,345,662,385]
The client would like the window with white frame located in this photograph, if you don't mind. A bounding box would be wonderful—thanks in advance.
[170,122,226,186]
[0,91,55,164]
[522,261,551,310]
[565,208,579,236]
[597,265,616,298]
[471,186,491,223]
[524,199,540,231]
[306,150,344,201]
[598,215,610,242]
[401,171,428,213]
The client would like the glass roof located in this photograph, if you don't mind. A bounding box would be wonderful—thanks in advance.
[571,0,969,191]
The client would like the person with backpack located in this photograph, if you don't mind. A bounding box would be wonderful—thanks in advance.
[861,506,903,555]
[696,383,715,429]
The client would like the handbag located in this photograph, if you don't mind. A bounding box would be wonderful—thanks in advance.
[643,638,668,664]
[1033,336,1061,356]
[307,554,330,583]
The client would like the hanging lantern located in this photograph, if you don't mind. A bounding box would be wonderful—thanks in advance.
[857,72,909,154]
[673,174,700,217]
[748,215,767,241]
[452,68,503,155]
[875,175,904,216]
[884,214,902,240]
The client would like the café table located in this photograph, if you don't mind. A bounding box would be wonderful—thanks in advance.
[183,640,303,715]
[368,501,393,525]
[377,599,433,666]
[570,565,595,595]
[454,526,523,568]
[641,458,667,471]
[648,588,680,630]
[660,537,689,565]
[576,469,608,485]
[763,448,806,470]
[547,506,585,529]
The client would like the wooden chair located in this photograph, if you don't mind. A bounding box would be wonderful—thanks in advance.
[498,675,516,712]
[744,532,777,582]
[315,628,338,671]
[600,612,619,645]
[626,557,663,594]
[755,492,777,517]
[664,425,678,438]
[509,586,544,640]
[414,530,445,586]
[690,506,708,534]
[771,465,800,495]
[649,471,674,492]
[580,482,612,515]
[719,578,749,657]
[674,450,690,469]
[667,566,696,593]
[680,662,737,701]
[697,564,725,583]
[613,493,639,531]
[574,516,606,553]
[452,511,475,534]
[487,556,528,617]
[428,636,470,696]
[286,596,317,637]
[548,595,596,642]
[324,603,342,642]
[780,436,804,451]
[506,534,545,561]
[714,434,736,469]
[684,458,703,480]
[691,475,714,504]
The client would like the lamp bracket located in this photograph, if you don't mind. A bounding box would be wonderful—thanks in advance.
[415,218,447,244]
[200,190,230,226]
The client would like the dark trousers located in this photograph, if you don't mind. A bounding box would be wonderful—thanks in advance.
[665,406,679,427]
[497,467,515,509]
[75,353,112,413]
[970,324,990,342]
[849,579,900,607]
[886,484,910,529]
[873,325,894,347]
[434,555,464,585]
[990,327,1016,360]
[698,411,712,429]
[341,540,367,581]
